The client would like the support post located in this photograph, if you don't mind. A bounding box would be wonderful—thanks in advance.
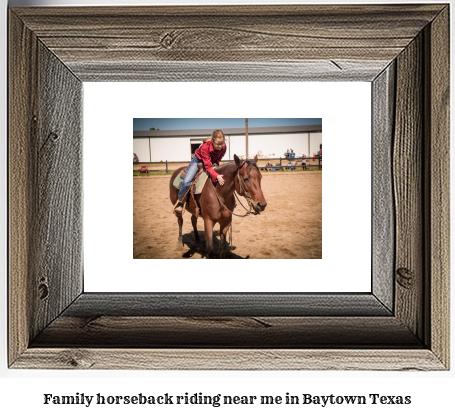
[245,118,249,159]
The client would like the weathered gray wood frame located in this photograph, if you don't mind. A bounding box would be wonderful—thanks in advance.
[8,5,449,370]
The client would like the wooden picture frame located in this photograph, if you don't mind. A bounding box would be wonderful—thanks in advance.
[8,4,449,370]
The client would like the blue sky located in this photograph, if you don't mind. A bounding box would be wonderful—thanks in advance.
[133,118,321,131]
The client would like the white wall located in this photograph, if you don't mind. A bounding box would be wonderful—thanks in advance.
[222,132,322,160]
[228,134,247,159]
[149,136,189,162]
[134,131,321,162]
[309,131,323,157]
[248,132,311,158]
[132,138,150,163]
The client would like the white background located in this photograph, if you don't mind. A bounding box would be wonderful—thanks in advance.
[84,82,371,292]
[1,0,454,414]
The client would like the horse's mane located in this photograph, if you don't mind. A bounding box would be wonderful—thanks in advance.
[218,160,258,173]
[245,160,258,172]
[215,162,237,175]
[217,161,236,170]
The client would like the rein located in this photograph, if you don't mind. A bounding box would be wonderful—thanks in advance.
[210,179,254,217]
[236,170,256,212]
[209,164,257,217]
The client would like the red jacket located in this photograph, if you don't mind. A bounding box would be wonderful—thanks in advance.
[195,141,226,182]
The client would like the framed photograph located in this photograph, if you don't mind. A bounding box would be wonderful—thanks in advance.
[86,83,367,292]
[8,4,449,370]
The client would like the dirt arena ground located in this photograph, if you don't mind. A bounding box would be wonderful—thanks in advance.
[133,171,322,259]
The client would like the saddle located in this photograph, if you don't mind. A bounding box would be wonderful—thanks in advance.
[178,162,204,186]
[173,163,219,217]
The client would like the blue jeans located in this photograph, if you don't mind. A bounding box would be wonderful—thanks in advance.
[178,155,202,200]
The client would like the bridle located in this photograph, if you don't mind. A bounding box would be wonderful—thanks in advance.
[235,166,256,213]
[210,161,258,217]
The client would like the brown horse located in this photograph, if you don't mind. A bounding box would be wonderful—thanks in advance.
[169,154,267,258]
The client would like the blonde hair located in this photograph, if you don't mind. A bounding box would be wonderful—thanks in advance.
[204,130,225,144]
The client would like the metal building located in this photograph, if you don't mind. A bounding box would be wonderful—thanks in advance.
[133,125,322,163]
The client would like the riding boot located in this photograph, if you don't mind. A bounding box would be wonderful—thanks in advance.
[173,201,184,216]
[174,189,190,216]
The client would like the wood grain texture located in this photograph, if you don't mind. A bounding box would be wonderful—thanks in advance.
[69,60,388,82]
[426,6,450,368]
[372,63,395,312]
[393,34,424,340]
[32,42,83,338]
[8,4,450,370]
[31,316,421,348]
[8,11,38,366]
[11,5,444,82]
[13,349,445,371]
[62,293,391,317]
[9,11,83,365]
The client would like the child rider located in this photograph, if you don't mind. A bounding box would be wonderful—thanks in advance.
[174,129,227,215]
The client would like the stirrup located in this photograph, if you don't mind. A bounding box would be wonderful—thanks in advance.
[173,200,186,216]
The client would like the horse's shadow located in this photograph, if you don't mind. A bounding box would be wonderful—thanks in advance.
[181,230,249,259]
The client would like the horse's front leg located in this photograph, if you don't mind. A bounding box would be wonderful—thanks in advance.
[219,217,232,259]
[191,214,200,247]
[177,215,184,250]
[203,218,215,259]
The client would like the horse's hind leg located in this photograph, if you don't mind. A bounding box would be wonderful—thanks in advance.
[191,215,200,247]
[177,215,184,250]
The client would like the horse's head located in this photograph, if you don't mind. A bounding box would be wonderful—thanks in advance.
[234,154,267,214]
